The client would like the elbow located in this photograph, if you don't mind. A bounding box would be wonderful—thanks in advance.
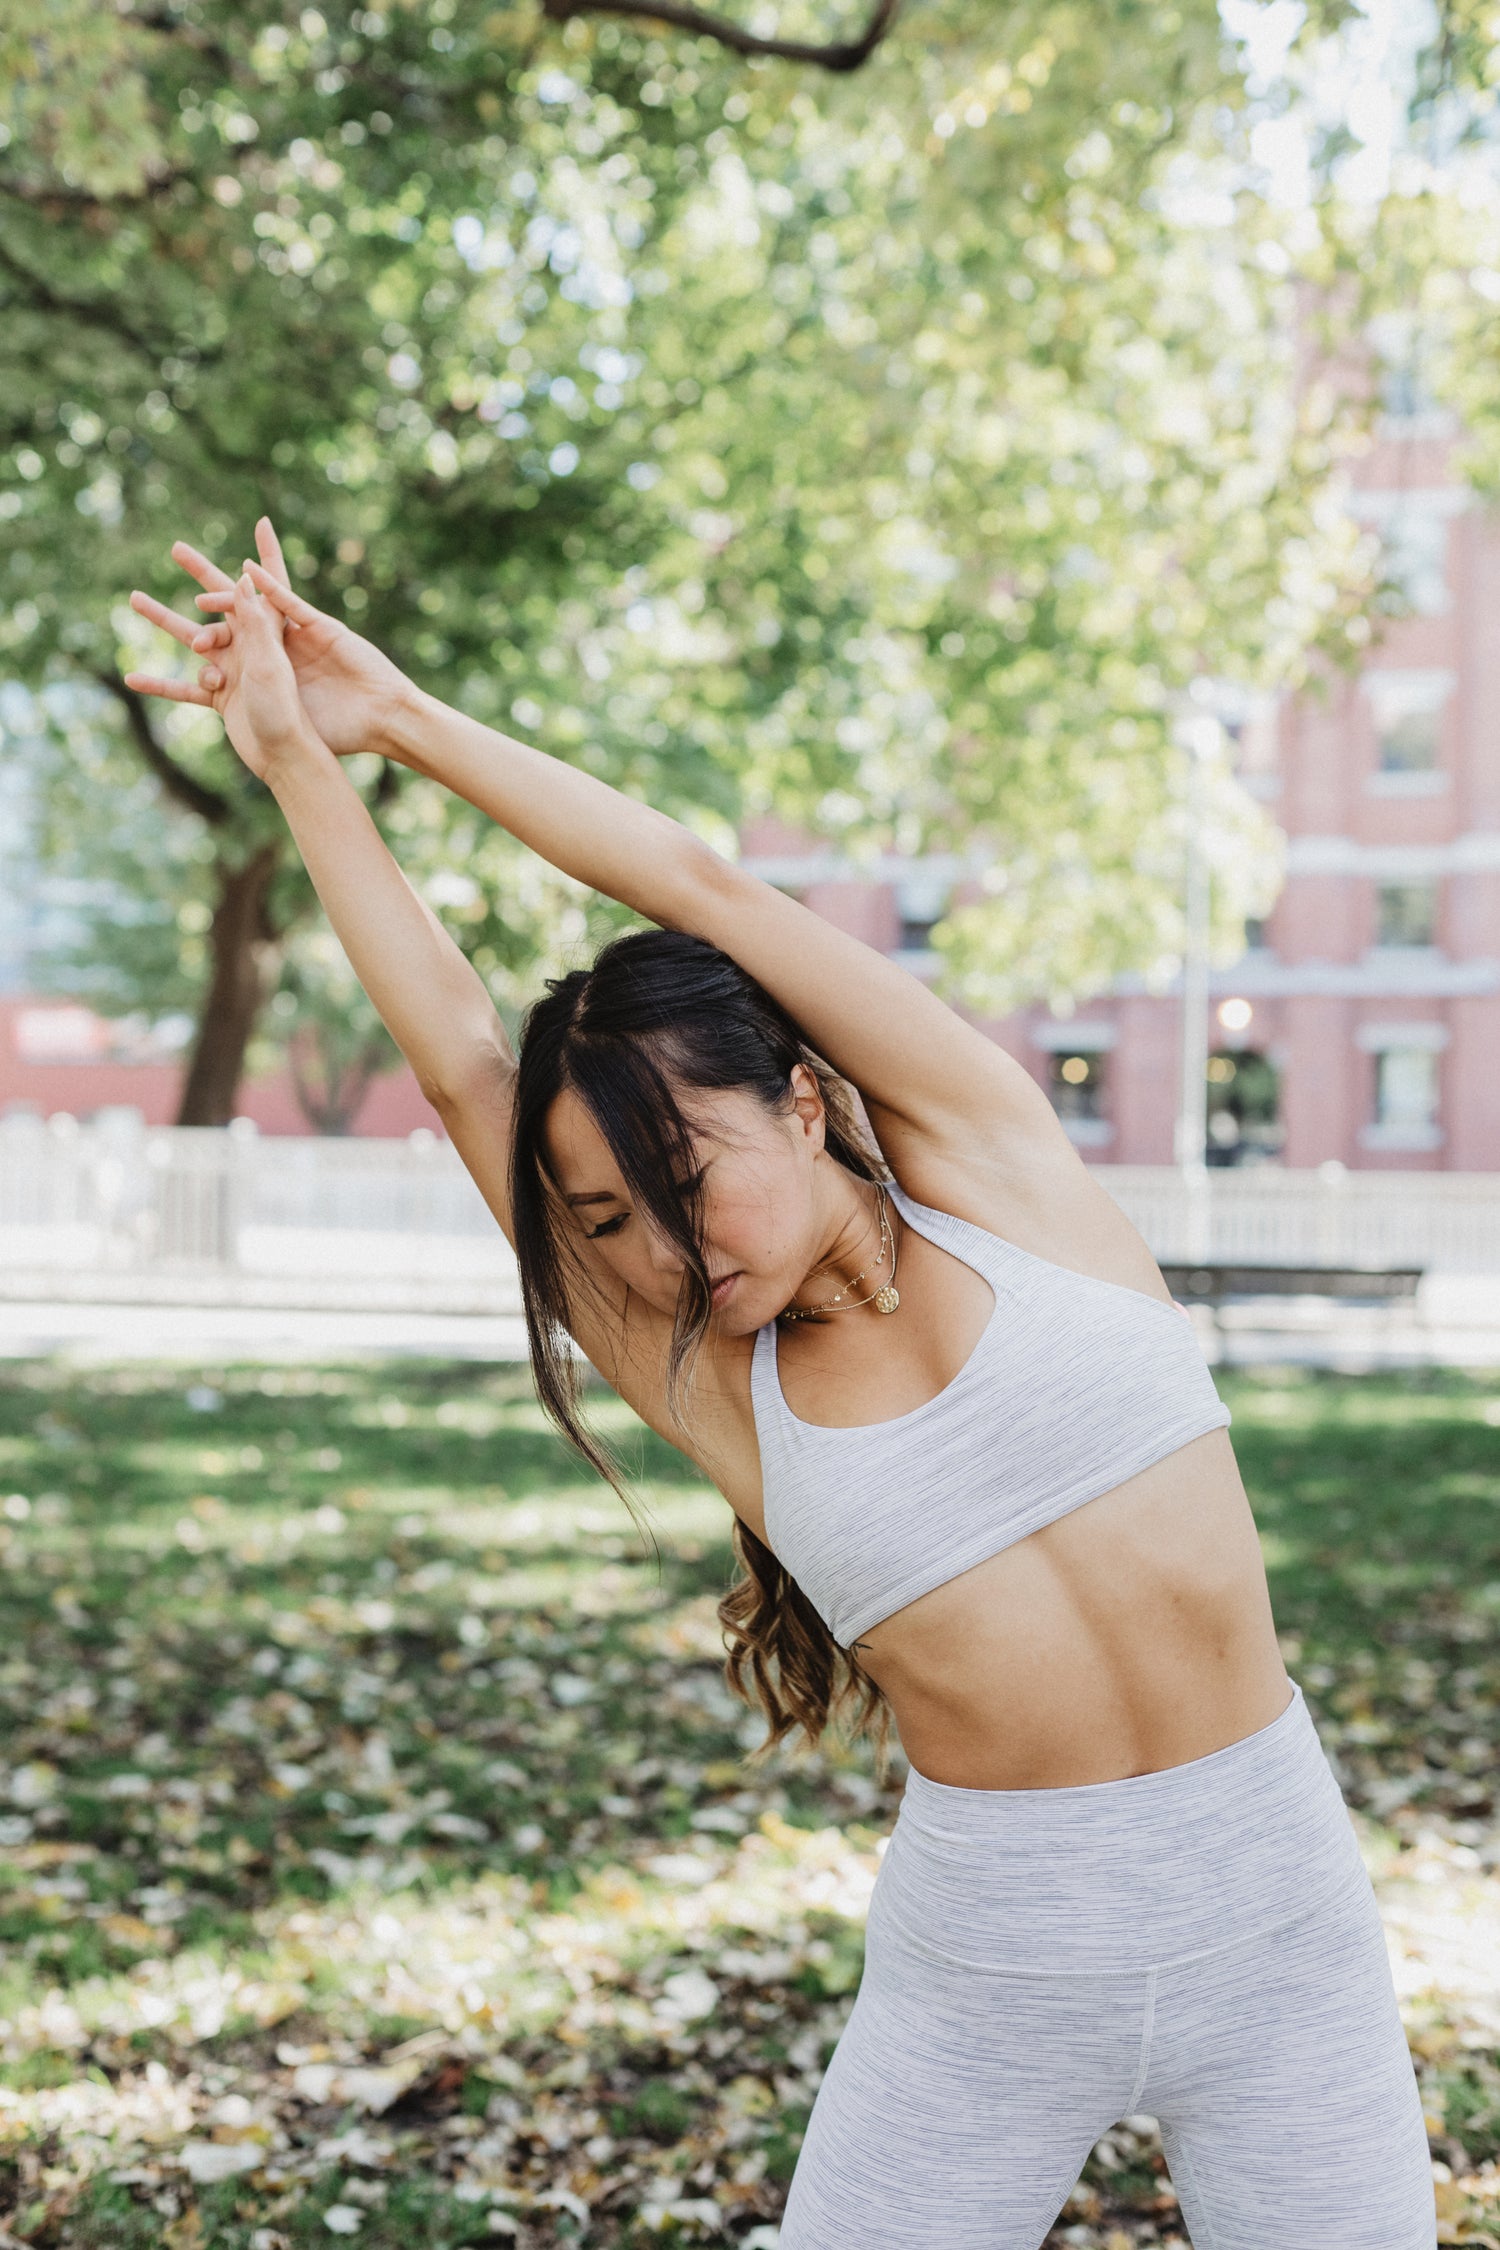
[664,833,746,936]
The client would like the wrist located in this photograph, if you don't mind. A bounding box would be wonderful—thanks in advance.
[263,723,338,795]
[380,678,442,774]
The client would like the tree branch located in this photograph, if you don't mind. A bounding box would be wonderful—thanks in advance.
[92,670,233,828]
[0,166,194,212]
[539,0,903,70]
[0,235,175,366]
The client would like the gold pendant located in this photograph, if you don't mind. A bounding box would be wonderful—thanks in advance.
[873,1285,900,1314]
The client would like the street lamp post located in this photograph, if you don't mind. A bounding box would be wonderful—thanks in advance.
[1174,714,1219,1263]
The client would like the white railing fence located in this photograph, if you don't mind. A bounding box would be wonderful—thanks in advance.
[2,1113,1499,1308]
[1098,1164,1500,1274]
[0,1112,515,1303]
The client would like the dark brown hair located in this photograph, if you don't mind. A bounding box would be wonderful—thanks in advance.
[510,926,893,1773]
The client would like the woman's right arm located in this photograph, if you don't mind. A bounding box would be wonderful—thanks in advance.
[130,563,521,1221]
[266,745,515,1122]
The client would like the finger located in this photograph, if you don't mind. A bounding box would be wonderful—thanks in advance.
[170,540,236,593]
[237,568,284,640]
[122,671,217,707]
[198,663,223,691]
[129,589,205,649]
[194,588,237,611]
[191,623,230,651]
[244,558,324,627]
[255,515,291,586]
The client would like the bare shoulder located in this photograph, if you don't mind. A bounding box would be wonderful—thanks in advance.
[869,1084,1177,1307]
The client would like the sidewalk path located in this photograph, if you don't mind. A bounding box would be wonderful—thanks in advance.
[0,1299,534,1363]
[1,1273,1499,1367]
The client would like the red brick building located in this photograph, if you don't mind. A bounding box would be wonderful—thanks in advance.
[0,995,442,1138]
[737,409,1500,1171]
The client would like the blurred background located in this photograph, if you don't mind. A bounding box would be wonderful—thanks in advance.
[3,4,1500,2247]
[4,0,1500,1364]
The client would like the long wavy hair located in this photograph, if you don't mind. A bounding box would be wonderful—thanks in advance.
[510,926,893,1775]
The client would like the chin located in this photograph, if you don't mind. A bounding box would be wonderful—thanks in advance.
[709,1275,759,1329]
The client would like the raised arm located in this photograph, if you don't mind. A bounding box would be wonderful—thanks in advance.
[142,531,1065,1172]
[390,676,1055,1127]
[130,569,511,1125]
[266,749,514,1115]
[233,560,1063,1167]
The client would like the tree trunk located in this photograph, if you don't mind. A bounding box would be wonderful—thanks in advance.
[287,1024,392,1136]
[175,842,283,1126]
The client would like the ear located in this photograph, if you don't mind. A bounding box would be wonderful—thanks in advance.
[788,1062,828,1151]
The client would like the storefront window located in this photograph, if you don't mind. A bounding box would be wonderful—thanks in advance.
[1205,1050,1283,1166]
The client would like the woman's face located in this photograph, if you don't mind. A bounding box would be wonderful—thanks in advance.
[542,1066,827,1331]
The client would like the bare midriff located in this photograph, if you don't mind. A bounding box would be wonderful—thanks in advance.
[845,1426,1292,1790]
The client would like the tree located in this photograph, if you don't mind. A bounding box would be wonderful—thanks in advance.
[3,0,1381,1115]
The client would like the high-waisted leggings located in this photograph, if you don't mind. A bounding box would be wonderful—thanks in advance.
[778,1679,1435,2249]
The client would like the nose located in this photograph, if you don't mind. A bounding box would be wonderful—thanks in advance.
[642,1221,685,1277]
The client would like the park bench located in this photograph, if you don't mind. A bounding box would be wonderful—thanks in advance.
[1159,1262,1424,1341]
[1160,1264,1424,1305]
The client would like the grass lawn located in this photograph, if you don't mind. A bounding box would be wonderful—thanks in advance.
[0,1356,1495,2246]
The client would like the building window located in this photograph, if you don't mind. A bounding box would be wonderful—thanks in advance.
[1369,316,1455,437]
[894,868,951,957]
[1205,1049,1284,1166]
[1224,700,1279,798]
[1375,1047,1439,1131]
[1349,494,1456,617]
[1048,1051,1105,1122]
[1360,668,1453,793]
[1356,1020,1447,1151]
[1244,915,1268,950]
[1378,706,1440,773]
[1376,880,1438,947]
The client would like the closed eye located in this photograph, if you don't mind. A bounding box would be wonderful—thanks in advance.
[584,1167,707,1241]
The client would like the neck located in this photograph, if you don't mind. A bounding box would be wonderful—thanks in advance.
[783,1170,893,1322]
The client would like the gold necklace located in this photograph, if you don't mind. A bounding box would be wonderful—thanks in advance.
[781,1183,902,1322]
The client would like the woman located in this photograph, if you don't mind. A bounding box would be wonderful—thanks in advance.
[127,526,1436,2250]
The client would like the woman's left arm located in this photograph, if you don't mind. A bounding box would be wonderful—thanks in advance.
[375,664,1063,1161]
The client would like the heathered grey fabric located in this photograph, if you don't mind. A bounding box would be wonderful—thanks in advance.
[750,1178,1233,1650]
[778,1682,1436,2249]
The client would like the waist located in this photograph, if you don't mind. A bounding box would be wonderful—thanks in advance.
[875,1677,1370,1972]
[852,1448,1281,1786]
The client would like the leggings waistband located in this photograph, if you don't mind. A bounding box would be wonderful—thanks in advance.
[876,1677,1370,1973]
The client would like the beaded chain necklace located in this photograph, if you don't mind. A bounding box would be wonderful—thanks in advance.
[780,1182,901,1322]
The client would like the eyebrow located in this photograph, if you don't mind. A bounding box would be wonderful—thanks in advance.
[565,1189,622,1208]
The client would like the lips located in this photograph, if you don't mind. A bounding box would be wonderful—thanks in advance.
[710,1271,740,1303]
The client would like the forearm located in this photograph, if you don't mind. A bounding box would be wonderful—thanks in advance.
[383,688,717,928]
[268,734,511,1106]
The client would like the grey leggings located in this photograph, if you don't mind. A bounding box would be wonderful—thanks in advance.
[779,1680,1435,2249]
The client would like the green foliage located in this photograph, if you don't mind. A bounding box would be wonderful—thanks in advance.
[2,0,1384,1062]
[0,0,164,200]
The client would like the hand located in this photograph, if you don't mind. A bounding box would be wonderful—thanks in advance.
[181,566,322,785]
[125,516,415,759]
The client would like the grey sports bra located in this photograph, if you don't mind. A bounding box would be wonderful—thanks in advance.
[749,1178,1232,1651]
